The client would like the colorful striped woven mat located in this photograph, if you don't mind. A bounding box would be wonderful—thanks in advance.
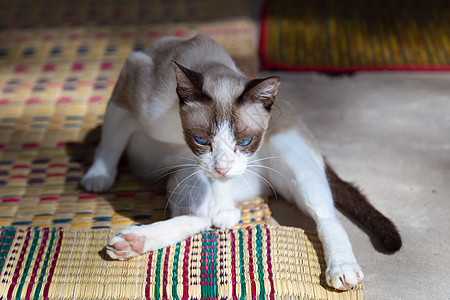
[0,225,362,299]
[260,0,450,72]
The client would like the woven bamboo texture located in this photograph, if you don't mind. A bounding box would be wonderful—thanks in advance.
[260,0,450,72]
[0,225,363,299]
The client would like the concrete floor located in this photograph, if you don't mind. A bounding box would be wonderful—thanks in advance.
[267,71,450,299]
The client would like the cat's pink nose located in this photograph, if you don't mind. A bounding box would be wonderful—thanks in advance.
[215,166,230,176]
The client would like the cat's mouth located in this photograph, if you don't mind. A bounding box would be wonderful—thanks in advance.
[201,168,238,181]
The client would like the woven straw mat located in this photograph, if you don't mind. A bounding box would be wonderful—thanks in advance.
[0,225,363,299]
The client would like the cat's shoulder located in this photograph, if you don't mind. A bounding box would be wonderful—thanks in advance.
[265,98,322,154]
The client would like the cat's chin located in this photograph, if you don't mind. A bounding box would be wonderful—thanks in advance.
[204,171,239,182]
[207,173,231,182]
[213,175,232,182]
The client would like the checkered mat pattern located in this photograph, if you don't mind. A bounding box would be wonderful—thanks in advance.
[0,0,259,229]
[260,0,450,72]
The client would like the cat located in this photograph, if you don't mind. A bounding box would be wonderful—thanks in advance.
[81,34,401,291]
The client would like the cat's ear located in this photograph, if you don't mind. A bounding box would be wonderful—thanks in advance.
[238,76,281,110]
[172,61,209,105]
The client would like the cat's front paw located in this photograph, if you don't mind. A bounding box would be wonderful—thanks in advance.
[211,208,241,229]
[106,226,149,260]
[326,263,364,290]
[81,164,116,192]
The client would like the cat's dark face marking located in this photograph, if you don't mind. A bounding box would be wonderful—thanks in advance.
[173,62,280,179]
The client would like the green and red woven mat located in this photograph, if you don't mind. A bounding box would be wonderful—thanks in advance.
[0,225,363,299]
[260,0,450,72]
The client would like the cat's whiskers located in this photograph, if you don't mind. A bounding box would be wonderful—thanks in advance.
[173,156,198,163]
[152,158,201,213]
[164,170,199,217]
[173,172,201,207]
[245,169,278,200]
[151,163,198,175]
[166,170,202,210]
[239,175,255,202]
[188,175,203,212]
[246,164,291,186]
[152,166,198,184]
[164,170,202,217]
[248,155,285,164]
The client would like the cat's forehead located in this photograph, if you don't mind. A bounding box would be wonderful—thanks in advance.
[233,104,270,134]
[182,101,269,136]
[180,74,271,137]
[202,74,246,108]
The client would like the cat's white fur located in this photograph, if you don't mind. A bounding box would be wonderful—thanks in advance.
[81,35,363,290]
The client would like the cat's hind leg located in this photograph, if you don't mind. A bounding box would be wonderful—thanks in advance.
[264,130,363,290]
[81,101,139,192]
[107,216,211,260]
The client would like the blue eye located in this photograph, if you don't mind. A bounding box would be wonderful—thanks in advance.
[237,137,252,146]
[193,135,209,146]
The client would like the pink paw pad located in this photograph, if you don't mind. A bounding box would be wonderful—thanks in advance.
[124,233,137,241]
[112,233,145,254]
[113,241,128,250]
[130,236,145,253]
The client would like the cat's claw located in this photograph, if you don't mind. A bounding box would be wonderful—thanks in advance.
[326,263,364,290]
[211,208,241,229]
[81,166,116,192]
[106,228,147,260]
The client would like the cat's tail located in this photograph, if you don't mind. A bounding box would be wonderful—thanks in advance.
[325,163,402,253]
